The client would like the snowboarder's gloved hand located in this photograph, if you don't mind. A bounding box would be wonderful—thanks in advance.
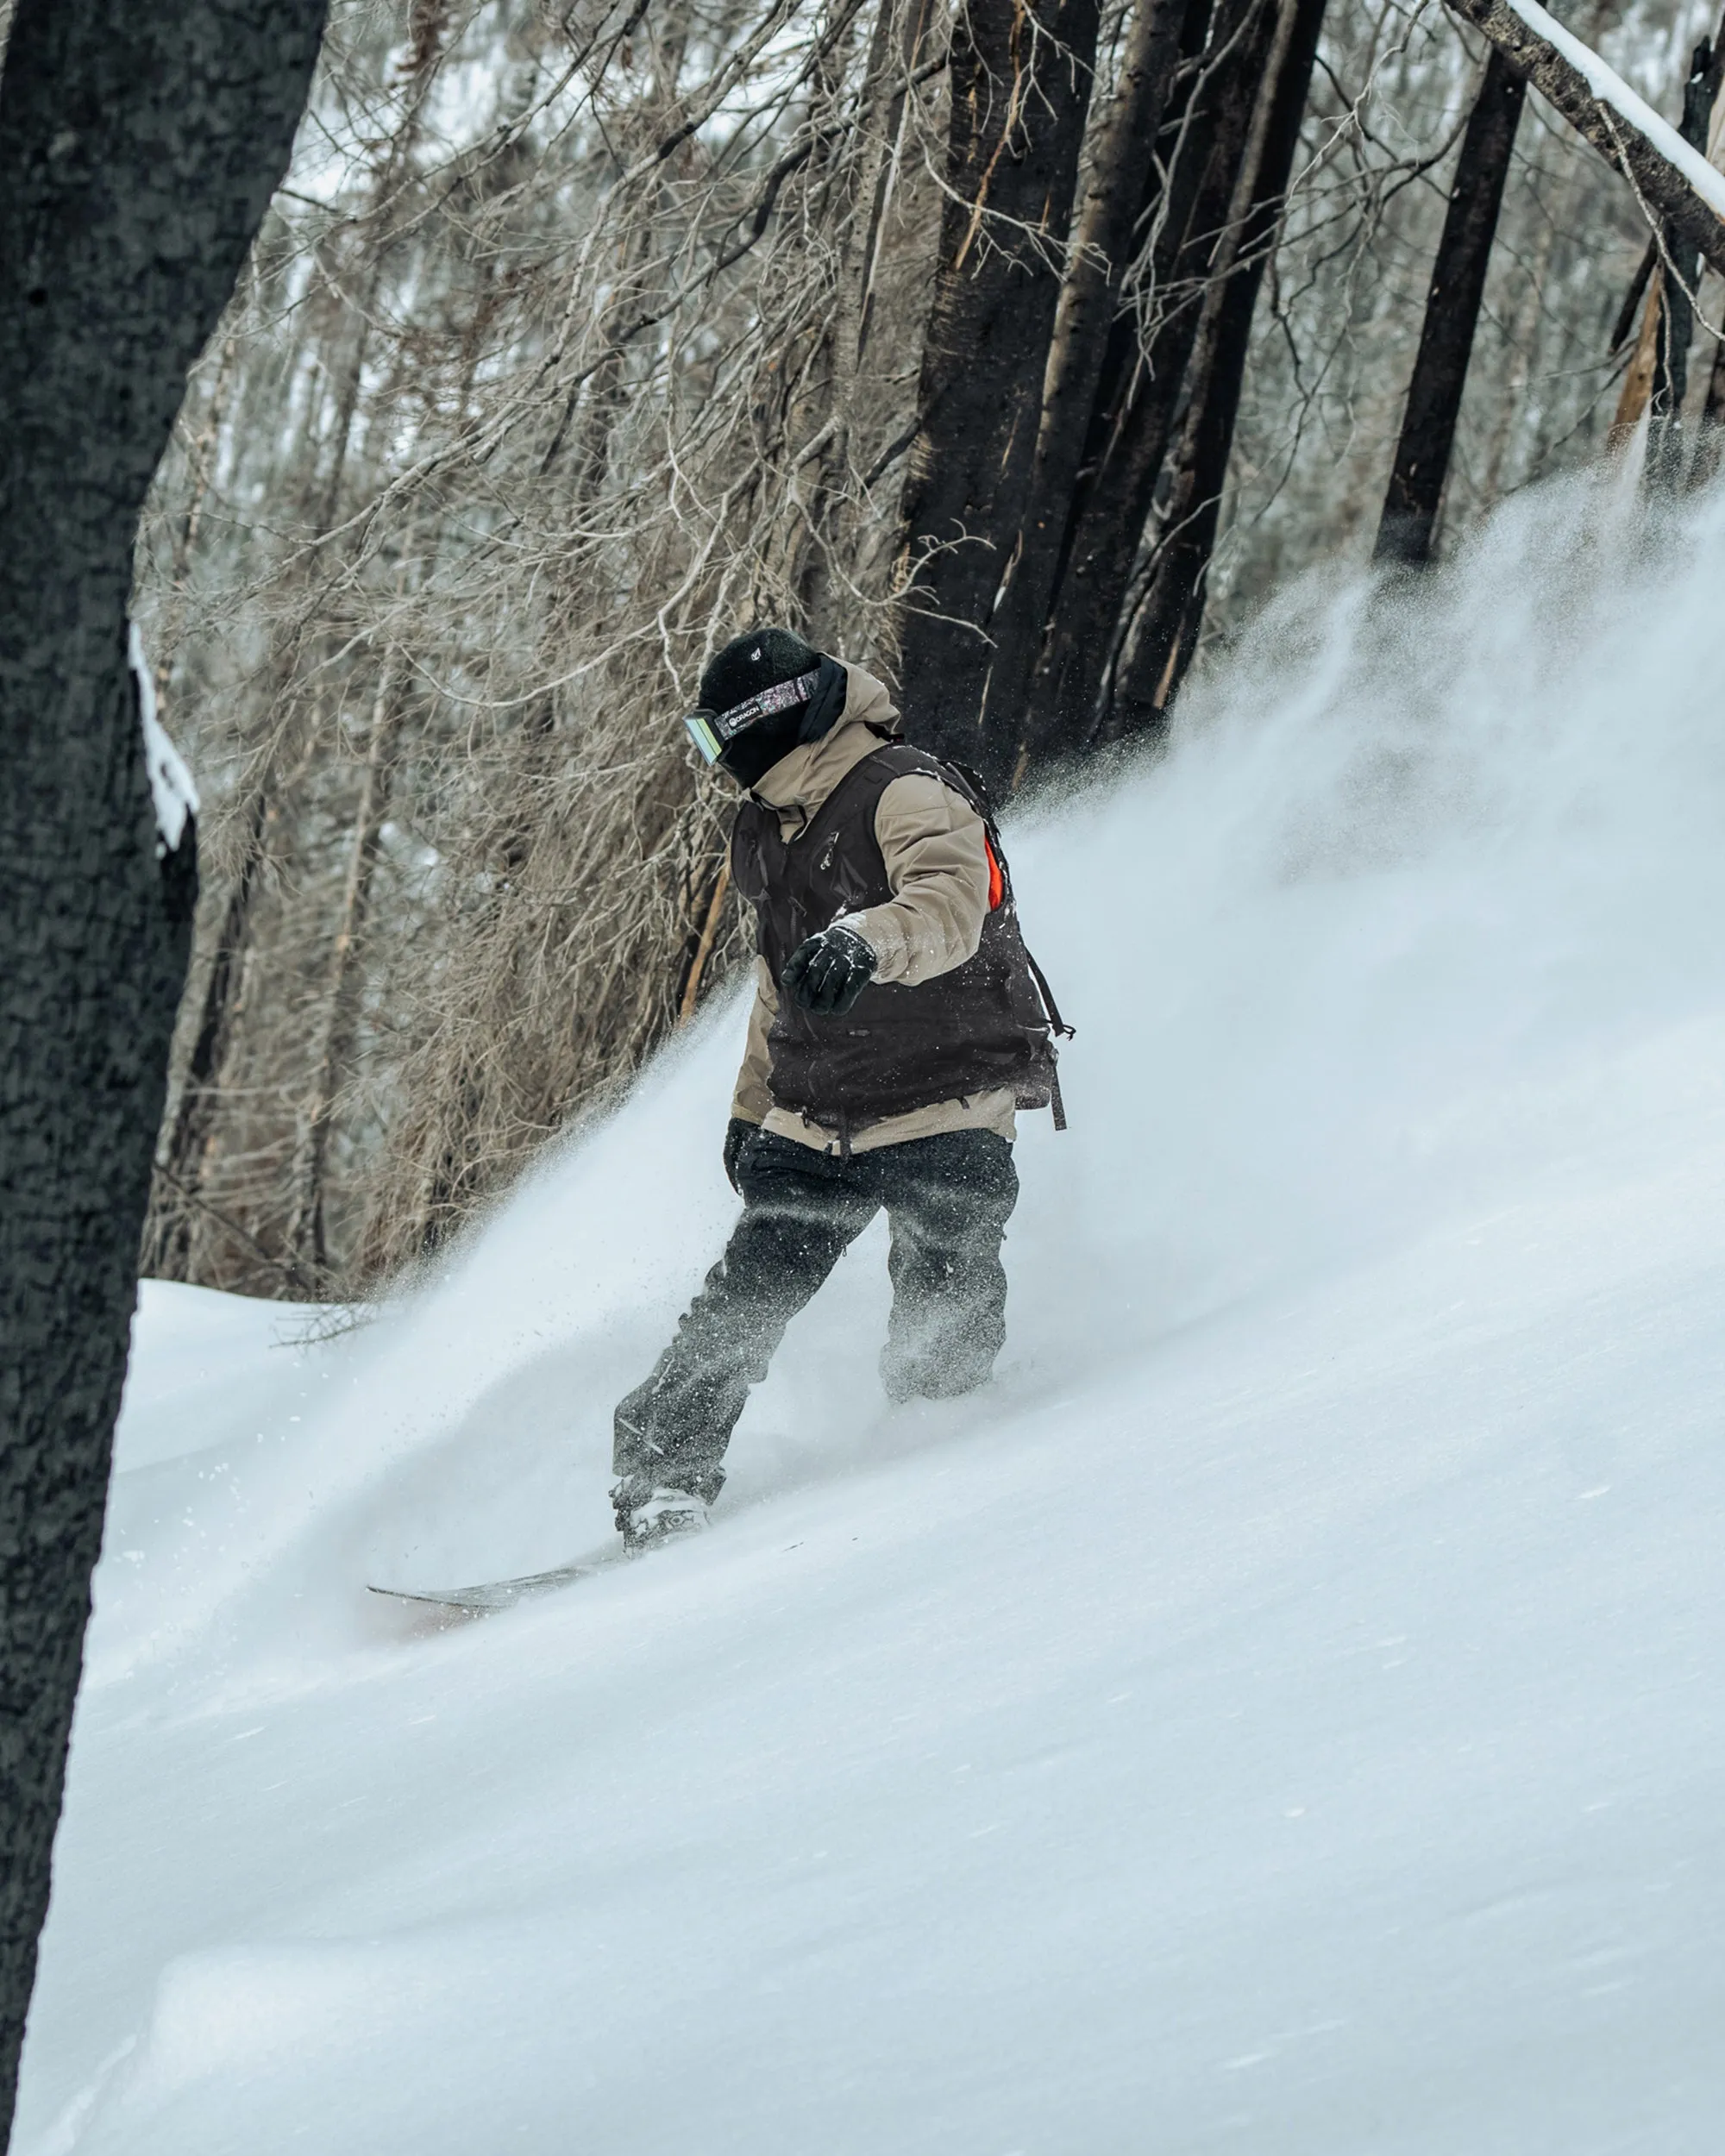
[723,1116,756,1193]
[781,924,877,1015]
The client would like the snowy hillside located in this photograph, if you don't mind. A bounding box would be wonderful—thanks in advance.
[18,479,1725,2153]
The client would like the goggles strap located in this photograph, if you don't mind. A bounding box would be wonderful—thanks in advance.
[682,665,821,763]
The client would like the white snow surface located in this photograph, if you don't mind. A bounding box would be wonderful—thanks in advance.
[22,479,1725,2152]
[1504,0,1725,222]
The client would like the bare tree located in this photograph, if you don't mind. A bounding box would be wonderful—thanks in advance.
[1111,0,1331,730]
[0,0,327,2134]
[135,0,957,1295]
[1645,28,1722,491]
[1018,0,1287,764]
[971,0,1197,780]
[897,0,1103,787]
[1373,46,1527,567]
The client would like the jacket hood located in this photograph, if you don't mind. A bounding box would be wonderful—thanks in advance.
[749,661,902,829]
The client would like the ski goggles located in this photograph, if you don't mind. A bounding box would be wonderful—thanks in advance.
[683,666,821,764]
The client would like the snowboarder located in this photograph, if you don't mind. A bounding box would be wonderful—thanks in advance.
[612,629,1067,1552]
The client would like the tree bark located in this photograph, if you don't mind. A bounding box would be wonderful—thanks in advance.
[1018,0,1278,767]
[896,0,1103,787]
[1607,236,1656,360]
[1690,42,1725,488]
[1692,335,1725,487]
[1645,34,1721,491]
[970,0,1195,780]
[1608,249,1676,462]
[1603,28,1723,471]
[142,782,271,1281]
[0,0,326,2136]
[1110,0,1328,733]
[1373,48,1527,567]
[1440,0,1725,279]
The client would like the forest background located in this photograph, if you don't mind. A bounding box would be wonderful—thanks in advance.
[110,0,1718,1303]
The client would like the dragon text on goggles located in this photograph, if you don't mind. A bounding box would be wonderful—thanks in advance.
[684,667,820,764]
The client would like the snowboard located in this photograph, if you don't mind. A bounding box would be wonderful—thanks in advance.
[368,1554,610,1615]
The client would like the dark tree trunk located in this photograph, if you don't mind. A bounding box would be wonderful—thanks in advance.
[0,0,327,2135]
[896,0,1102,788]
[143,784,271,1281]
[1019,0,1278,767]
[1646,33,1722,492]
[1111,0,1329,733]
[1373,47,1527,567]
[1690,333,1725,490]
[1608,237,1657,360]
[970,0,1195,780]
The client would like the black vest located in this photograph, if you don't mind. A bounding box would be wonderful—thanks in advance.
[731,743,1058,1127]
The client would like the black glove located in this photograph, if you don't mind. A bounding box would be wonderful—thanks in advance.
[781,924,878,1015]
[723,1116,757,1193]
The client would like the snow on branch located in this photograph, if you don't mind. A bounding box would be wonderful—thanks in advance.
[129,623,198,856]
[1443,0,1725,278]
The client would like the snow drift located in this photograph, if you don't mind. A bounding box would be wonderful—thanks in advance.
[18,474,1725,2153]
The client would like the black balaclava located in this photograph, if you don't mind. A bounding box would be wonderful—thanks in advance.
[700,627,849,789]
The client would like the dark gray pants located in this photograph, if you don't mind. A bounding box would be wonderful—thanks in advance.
[612,1128,1019,1513]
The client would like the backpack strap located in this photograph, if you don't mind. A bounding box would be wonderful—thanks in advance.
[872,743,1076,1127]
[1022,942,1075,1042]
[935,756,1075,1038]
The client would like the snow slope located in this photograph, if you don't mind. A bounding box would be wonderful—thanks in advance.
[18,479,1725,2153]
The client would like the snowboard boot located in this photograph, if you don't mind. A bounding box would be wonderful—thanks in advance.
[881,1340,995,1403]
[616,1483,709,1556]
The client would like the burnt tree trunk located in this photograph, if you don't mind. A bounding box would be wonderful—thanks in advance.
[1609,260,1665,451]
[897,0,1102,787]
[0,0,326,2136]
[1373,47,1527,567]
[1019,0,1278,766]
[1691,332,1725,488]
[1111,0,1329,733]
[970,0,1195,780]
[1646,33,1722,491]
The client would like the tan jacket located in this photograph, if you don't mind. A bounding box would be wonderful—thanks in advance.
[731,662,1017,1155]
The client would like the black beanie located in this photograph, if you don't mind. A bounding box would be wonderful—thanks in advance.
[699,627,821,718]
